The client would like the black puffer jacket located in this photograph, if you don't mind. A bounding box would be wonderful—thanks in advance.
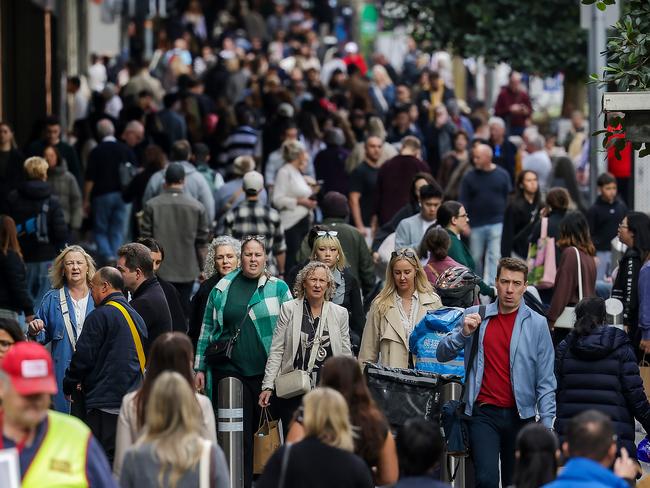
[555,326,650,457]
[5,180,67,262]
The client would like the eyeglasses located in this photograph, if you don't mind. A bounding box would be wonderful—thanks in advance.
[242,235,266,243]
[391,249,417,259]
[618,223,628,229]
[0,340,15,350]
[457,213,469,219]
[316,230,338,238]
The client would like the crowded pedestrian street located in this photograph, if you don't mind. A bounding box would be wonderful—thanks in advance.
[1,0,650,487]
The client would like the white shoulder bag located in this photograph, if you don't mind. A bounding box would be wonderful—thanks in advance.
[275,317,324,399]
[199,439,211,488]
[555,247,583,329]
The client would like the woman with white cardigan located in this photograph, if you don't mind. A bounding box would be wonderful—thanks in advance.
[258,261,352,431]
[272,140,317,272]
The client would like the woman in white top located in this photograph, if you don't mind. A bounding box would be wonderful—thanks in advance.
[259,261,352,430]
[27,245,96,414]
[114,332,217,477]
[273,140,317,271]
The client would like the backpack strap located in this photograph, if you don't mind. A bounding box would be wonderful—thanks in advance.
[107,301,146,374]
[426,263,441,279]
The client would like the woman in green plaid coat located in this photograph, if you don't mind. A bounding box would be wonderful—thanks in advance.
[194,236,292,487]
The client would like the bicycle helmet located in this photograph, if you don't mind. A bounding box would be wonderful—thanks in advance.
[435,266,481,308]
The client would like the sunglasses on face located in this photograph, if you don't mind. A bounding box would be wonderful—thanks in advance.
[391,249,417,259]
[316,230,338,238]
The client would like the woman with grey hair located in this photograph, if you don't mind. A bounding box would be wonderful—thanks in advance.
[272,140,318,272]
[259,261,352,431]
[188,236,241,347]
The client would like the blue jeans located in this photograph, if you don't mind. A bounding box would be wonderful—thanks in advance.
[470,223,503,284]
[26,261,52,310]
[468,403,533,488]
[93,192,126,260]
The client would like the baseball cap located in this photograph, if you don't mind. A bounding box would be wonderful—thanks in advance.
[0,342,57,395]
[165,162,185,184]
[243,171,264,195]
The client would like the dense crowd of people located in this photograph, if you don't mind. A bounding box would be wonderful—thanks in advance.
[0,0,647,487]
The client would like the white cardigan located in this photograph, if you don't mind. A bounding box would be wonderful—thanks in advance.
[272,164,312,230]
[262,298,352,391]
[113,390,217,477]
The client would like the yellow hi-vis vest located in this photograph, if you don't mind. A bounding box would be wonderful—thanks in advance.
[22,410,91,488]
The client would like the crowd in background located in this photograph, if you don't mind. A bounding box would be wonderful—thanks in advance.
[0,0,648,487]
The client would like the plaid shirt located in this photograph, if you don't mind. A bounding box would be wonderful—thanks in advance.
[195,270,292,371]
[223,200,287,256]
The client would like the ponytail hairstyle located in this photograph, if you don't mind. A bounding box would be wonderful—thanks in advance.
[573,297,606,337]
[511,423,559,488]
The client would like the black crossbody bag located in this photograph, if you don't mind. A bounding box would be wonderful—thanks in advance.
[204,280,267,366]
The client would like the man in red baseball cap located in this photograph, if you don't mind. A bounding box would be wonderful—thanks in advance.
[0,342,116,487]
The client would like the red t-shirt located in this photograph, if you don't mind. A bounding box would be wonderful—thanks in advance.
[476,310,518,407]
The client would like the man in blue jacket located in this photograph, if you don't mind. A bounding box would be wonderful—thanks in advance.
[437,257,556,488]
[63,266,147,465]
[543,410,638,487]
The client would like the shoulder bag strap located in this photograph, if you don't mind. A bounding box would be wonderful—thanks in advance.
[278,443,292,488]
[541,216,548,239]
[199,439,211,488]
[231,277,269,343]
[573,247,583,300]
[426,263,440,279]
[305,314,326,374]
[107,301,146,374]
[219,187,244,218]
[59,287,76,351]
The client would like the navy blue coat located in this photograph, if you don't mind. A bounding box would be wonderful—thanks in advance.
[63,292,148,410]
[555,326,650,456]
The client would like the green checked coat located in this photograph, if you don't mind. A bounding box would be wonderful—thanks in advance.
[195,270,292,396]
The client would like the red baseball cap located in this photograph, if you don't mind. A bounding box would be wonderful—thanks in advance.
[0,342,57,395]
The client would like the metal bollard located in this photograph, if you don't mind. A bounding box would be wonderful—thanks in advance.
[218,377,244,488]
[440,380,466,488]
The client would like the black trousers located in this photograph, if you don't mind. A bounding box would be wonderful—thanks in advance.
[86,409,119,467]
[284,215,311,272]
[211,369,263,488]
[271,394,303,438]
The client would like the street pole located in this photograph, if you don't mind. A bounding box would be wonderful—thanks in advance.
[218,377,245,488]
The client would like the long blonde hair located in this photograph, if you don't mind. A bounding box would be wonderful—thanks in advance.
[372,248,433,315]
[139,371,204,488]
[49,245,96,289]
[303,387,354,452]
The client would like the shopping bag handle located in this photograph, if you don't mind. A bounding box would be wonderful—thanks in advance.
[258,406,273,429]
[640,353,650,368]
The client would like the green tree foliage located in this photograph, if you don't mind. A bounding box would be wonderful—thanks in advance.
[583,0,650,155]
[383,0,587,78]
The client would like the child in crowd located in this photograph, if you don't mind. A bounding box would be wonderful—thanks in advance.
[586,172,627,281]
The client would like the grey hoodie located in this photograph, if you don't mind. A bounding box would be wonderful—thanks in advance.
[143,160,215,223]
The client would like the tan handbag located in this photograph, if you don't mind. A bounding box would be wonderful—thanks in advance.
[555,247,583,329]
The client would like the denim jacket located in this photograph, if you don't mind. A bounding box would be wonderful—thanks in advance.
[34,286,95,413]
[436,300,556,427]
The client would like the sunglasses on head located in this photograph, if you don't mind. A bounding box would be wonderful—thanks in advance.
[242,235,266,243]
[316,230,338,238]
[391,249,417,259]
